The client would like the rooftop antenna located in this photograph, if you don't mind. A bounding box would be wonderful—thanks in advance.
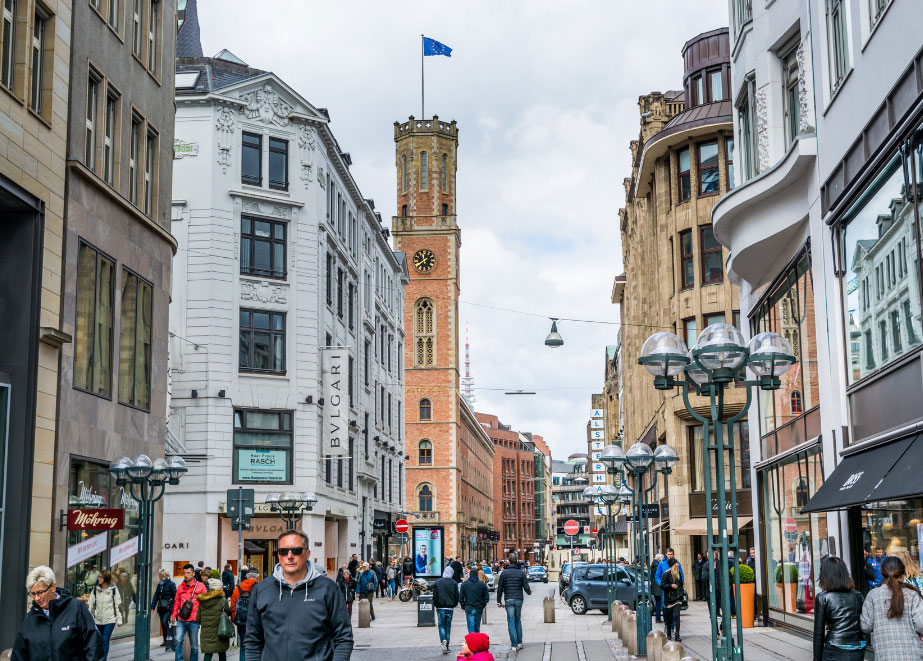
[462,323,476,404]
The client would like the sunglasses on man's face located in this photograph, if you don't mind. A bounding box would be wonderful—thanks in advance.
[278,547,306,557]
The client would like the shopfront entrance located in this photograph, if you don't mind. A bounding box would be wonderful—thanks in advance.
[218,516,290,580]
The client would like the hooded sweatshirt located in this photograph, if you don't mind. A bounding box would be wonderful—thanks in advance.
[434,567,460,609]
[459,572,489,610]
[243,563,353,661]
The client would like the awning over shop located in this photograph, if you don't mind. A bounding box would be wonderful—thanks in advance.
[801,434,918,513]
[861,434,923,502]
[673,517,752,535]
[649,520,670,533]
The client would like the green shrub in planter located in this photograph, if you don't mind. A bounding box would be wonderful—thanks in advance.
[773,563,799,583]
[736,564,755,584]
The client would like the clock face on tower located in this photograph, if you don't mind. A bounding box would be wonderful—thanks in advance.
[413,249,437,273]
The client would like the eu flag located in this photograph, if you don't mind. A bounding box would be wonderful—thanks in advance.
[423,37,452,57]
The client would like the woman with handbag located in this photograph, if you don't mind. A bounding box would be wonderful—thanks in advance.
[87,570,122,660]
[661,557,685,642]
[196,575,232,661]
[151,569,177,648]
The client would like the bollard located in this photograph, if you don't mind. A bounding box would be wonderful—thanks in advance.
[661,641,685,661]
[627,612,638,655]
[617,604,630,641]
[358,598,371,628]
[543,595,556,623]
[646,630,666,661]
[482,607,488,624]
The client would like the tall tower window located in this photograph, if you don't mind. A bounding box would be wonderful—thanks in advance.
[419,398,432,420]
[418,484,434,511]
[402,154,408,193]
[414,298,435,366]
[442,204,448,216]
[420,152,428,190]
[442,153,447,191]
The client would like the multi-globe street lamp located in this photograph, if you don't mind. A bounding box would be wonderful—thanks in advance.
[265,491,319,528]
[582,484,619,620]
[109,454,187,661]
[604,442,677,655]
[638,323,795,661]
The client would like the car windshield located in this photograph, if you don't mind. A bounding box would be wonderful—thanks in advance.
[482,567,492,574]
[528,567,544,572]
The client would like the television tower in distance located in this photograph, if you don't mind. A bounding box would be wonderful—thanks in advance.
[462,323,476,404]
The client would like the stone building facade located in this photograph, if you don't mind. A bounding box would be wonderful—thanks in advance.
[615,28,751,577]
[164,24,407,575]
[393,116,494,563]
[0,0,71,645]
[52,0,178,637]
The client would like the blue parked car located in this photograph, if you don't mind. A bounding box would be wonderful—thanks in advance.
[527,565,548,583]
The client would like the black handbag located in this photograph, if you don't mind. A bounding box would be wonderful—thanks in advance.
[177,581,198,620]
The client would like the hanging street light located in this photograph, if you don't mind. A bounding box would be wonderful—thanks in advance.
[639,323,795,661]
[266,490,318,528]
[544,318,564,347]
[109,454,187,661]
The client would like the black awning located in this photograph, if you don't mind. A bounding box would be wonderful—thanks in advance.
[801,435,916,513]
[867,434,923,502]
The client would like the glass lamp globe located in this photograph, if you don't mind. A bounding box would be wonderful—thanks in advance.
[693,323,748,371]
[582,486,597,499]
[598,484,619,505]
[747,332,795,377]
[639,332,689,377]
[279,491,300,509]
[166,455,188,480]
[684,351,709,385]
[150,458,169,482]
[600,443,626,467]
[618,483,634,502]
[108,456,131,479]
[126,454,153,479]
[265,492,281,507]
[625,442,654,470]
[653,444,680,469]
[303,491,318,509]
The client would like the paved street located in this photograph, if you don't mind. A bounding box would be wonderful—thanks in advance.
[108,587,816,661]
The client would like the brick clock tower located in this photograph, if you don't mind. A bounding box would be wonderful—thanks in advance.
[392,116,494,563]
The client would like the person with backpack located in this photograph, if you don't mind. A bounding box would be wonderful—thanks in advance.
[231,569,258,661]
[196,575,231,661]
[221,564,235,600]
[87,570,122,660]
[152,569,177,649]
[358,563,377,621]
[171,563,207,661]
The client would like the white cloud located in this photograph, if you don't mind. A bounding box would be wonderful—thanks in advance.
[197,0,729,456]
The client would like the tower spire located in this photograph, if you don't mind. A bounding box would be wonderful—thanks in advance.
[462,323,476,404]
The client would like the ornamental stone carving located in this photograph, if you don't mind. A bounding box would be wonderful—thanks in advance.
[240,279,288,304]
[240,199,291,219]
[755,87,769,173]
[796,42,815,134]
[317,166,326,189]
[298,125,317,189]
[215,106,236,174]
[240,84,293,127]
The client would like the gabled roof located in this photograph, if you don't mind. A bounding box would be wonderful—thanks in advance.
[214,49,248,65]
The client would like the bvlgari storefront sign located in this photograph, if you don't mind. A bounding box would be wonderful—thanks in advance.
[321,346,349,459]
[67,508,124,531]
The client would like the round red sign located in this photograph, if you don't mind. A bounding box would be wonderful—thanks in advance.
[563,519,580,536]
[395,519,410,534]
[783,517,797,534]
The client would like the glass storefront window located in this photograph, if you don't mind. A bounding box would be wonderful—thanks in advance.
[66,458,140,637]
[760,443,826,617]
[688,421,750,491]
[750,247,819,437]
[861,497,923,568]
[840,158,922,384]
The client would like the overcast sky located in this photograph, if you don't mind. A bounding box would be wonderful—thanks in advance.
[198,0,729,458]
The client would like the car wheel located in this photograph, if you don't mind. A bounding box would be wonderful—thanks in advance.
[570,594,588,615]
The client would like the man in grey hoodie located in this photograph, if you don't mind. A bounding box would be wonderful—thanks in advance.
[244,529,353,661]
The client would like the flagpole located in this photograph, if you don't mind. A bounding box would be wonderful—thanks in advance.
[421,34,425,118]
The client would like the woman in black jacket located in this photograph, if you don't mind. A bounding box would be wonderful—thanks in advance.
[813,557,866,661]
[661,558,684,642]
[402,556,414,586]
[150,569,177,648]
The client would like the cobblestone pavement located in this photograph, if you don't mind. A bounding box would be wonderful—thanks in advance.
[109,586,815,660]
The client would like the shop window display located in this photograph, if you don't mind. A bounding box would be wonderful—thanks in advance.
[760,443,826,617]
[67,458,140,638]
[861,497,923,566]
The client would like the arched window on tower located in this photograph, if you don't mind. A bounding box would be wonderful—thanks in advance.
[442,153,447,191]
[418,440,433,465]
[791,390,803,414]
[419,398,432,420]
[401,204,408,217]
[418,484,434,512]
[402,155,408,193]
[420,152,428,189]
[442,203,448,216]
[414,298,435,366]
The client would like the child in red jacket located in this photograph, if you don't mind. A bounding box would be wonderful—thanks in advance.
[457,632,494,661]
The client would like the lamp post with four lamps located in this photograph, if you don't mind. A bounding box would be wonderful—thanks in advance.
[265,491,319,528]
[108,454,187,661]
[582,484,620,620]
[638,324,795,661]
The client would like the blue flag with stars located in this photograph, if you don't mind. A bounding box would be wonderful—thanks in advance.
[423,37,452,57]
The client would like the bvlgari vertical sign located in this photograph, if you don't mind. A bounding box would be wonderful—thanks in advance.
[322,346,349,458]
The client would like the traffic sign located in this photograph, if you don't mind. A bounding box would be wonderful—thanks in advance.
[572,547,581,557]
[395,519,410,534]
[227,488,254,531]
[783,517,797,534]
[591,529,598,536]
[563,519,580,536]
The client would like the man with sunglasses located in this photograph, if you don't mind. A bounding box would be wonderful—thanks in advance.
[244,529,353,660]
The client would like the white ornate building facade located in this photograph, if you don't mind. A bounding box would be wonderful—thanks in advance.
[164,37,407,575]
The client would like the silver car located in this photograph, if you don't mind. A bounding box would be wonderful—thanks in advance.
[481,565,496,591]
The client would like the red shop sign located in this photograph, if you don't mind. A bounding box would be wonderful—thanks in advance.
[67,508,124,531]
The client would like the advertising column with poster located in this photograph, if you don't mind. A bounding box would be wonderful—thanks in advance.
[413,528,444,578]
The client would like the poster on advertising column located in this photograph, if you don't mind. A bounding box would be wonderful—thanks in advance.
[321,346,349,459]
[413,528,444,578]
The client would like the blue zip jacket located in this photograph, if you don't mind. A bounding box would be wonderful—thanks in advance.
[654,557,684,588]
[358,569,376,594]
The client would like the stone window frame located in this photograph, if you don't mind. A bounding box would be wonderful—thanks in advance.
[418,439,433,465]
[679,228,694,290]
[238,308,286,375]
[419,398,432,421]
[417,482,435,512]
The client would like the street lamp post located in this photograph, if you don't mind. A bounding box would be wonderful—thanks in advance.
[639,325,795,661]
[607,442,677,655]
[109,454,187,661]
[265,490,319,529]
[583,484,619,620]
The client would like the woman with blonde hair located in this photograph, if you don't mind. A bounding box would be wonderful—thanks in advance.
[660,557,684,642]
[890,551,923,592]
[151,568,176,648]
